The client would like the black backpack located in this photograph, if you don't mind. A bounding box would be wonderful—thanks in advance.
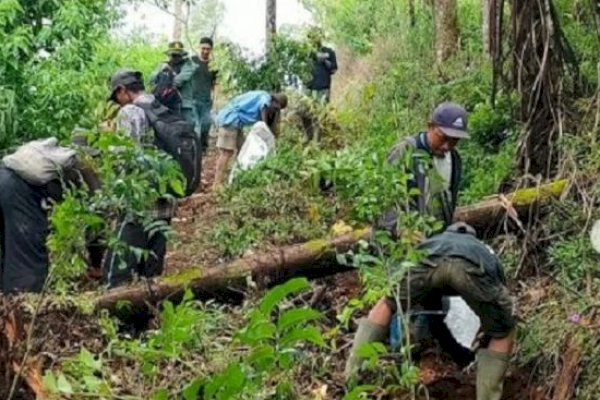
[136,100,200,197]
[152,67,182,112]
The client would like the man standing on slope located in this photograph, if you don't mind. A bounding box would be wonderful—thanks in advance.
[306,28,337,103]
[191,37,218,154]
[213,90,288,186]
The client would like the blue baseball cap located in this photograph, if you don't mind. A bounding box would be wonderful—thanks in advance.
[431,102,469,139]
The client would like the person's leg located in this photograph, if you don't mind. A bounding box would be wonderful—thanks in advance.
[213,127,238,187]
[0,169,50,293]
[198,101,212,152]
[436,257,515,400]
[103,218,146,288]
[344,297,392,379]
[141,218,169,278]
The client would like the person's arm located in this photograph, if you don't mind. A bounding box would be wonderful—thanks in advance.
[270,112,281,137]
[328,49,338,75]
[72,158,101,194]
[260,106,269,124]
[149,63,167,85]
[173,61,197,88]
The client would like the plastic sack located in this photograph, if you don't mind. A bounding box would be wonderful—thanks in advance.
[444,296,481,348]
[390,296,480,350]
[228,122,275,183]
[3,137,76,186]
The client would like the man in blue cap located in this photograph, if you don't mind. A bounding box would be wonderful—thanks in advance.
[345,223,516,400]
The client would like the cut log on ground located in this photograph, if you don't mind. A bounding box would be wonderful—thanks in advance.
[92,179,568,311]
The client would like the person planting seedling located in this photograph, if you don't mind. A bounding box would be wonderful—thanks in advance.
[345,222,516,400]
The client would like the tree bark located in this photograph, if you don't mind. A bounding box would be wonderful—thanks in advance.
[434,0,459,63]
[91,180,567,311]
[266,0,277,53]
[483,0,491,53]
[172,0,184,41]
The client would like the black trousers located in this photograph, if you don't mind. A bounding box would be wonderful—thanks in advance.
[0,168,49,293]
[102,217,168,288]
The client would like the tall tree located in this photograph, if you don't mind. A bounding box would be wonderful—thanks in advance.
[172,0,184,41]
[266,0,277,53]
[499,0,579,177]
[434,0,459,63]
[483,0,491,53]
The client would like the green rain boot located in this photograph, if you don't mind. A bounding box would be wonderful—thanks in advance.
[344,318,387,381]
[476,349,510,400]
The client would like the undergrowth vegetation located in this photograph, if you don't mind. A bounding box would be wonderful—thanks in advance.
[3,0,600,398]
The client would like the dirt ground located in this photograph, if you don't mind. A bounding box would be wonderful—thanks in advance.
[166,149,222,274]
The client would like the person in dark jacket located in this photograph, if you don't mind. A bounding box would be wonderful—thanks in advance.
[0,138,100,293]
[345,223,516,400]
[306,29,337,103]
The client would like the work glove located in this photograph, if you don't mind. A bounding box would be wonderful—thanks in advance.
[344,318,387,382]
[476,349,509,400]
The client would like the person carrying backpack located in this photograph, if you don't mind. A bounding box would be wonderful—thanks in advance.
[150,42,199,131]
[106,69,199,287]
[0,137,100,293]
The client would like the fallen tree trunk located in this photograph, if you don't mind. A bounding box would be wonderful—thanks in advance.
[92,179,568,311]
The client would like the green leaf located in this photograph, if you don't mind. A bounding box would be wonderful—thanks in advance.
[78,347,101,371]
[242,321,277,344]
[56,373,73,394]
[277,308,322,332]
[247,344,276,370]
[343,385,378,400]
[169,178,185,196]
[280,326,325,348]
[259,278,311,315]
[42,371,58,394]
[152,388,169,400]
[182,378,203,400]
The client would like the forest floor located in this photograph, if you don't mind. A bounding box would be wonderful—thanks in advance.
[157,150,546,399]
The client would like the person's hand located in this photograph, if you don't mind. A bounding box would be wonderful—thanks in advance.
[317,52,329,61]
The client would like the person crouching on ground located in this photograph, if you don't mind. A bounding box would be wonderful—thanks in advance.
[345,223,516,400]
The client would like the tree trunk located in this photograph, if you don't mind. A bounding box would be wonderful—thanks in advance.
[511,0,578,177]
[91,180,567,311]
[483,0,491,53]
[172,0,184,41]
[434,0,459,63]
[266,0,277,53]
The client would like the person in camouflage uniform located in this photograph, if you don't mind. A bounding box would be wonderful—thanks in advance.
[150,41,199,131]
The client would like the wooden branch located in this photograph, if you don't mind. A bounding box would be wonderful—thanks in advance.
[90,179,568,311]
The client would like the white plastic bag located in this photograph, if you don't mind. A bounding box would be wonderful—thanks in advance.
[444,296,481,348]
[3,137,76,185]
[228,122,275,184]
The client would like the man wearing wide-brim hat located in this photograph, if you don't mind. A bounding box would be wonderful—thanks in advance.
[150,41,199,129]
